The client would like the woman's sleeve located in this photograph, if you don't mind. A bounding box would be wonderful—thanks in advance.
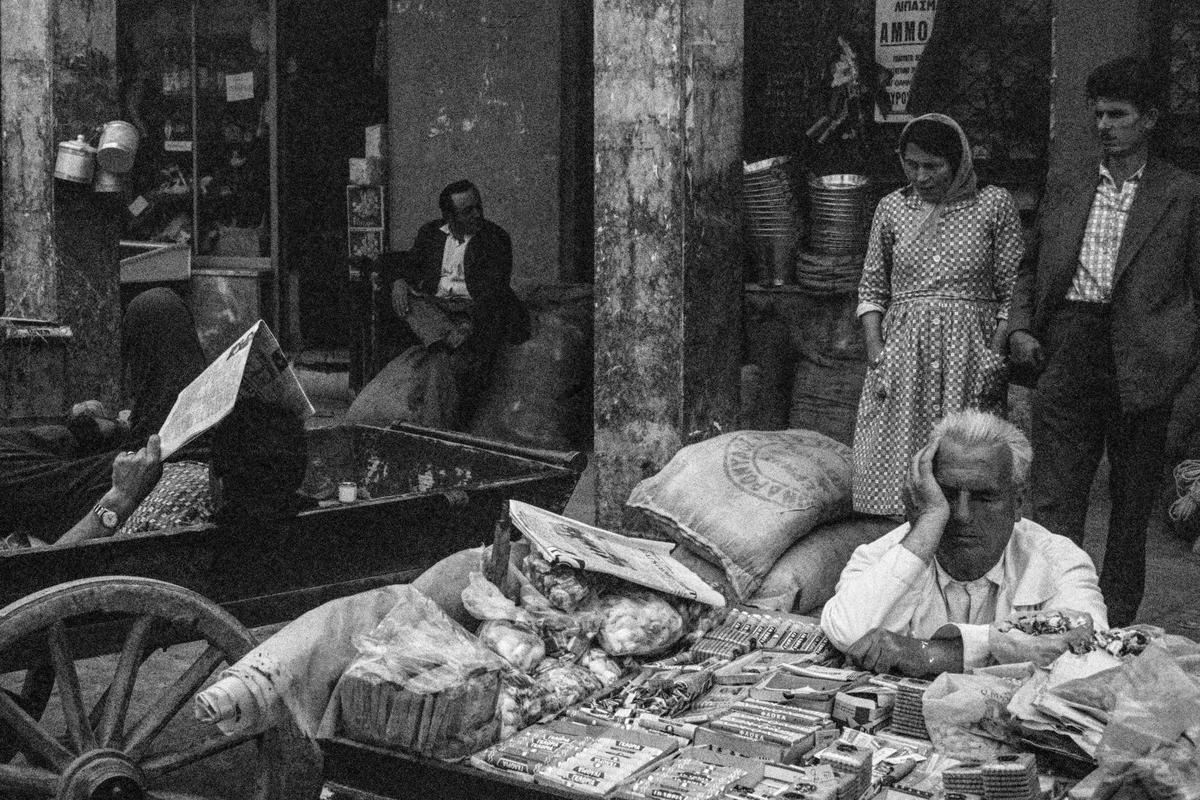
[991,190,1025,321]
[856,199,895,317]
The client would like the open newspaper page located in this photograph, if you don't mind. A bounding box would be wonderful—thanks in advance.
[157,320,314,459]
[508,500,725,607]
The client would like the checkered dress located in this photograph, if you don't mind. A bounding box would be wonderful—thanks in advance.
[852,185,1025,516]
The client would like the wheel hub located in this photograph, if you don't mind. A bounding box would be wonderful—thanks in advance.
[59,748,145,800]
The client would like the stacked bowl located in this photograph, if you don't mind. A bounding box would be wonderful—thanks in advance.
[807,174,872,256]
[743,156,803,285]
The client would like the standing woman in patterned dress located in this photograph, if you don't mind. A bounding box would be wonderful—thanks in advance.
[852,113,1025,517]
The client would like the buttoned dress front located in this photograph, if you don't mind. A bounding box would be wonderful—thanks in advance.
[852,185,1024,516]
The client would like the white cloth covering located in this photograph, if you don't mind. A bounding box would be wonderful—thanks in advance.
[194,584,414,737]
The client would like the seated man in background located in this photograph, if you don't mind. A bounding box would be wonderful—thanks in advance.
[821,410,1108,676]
[384,179,530,428]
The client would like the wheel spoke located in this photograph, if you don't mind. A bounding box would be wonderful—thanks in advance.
[140,728,260,779]
[46,621,96,753]
[97,614,155,749]
[0,761,58,795]
[0,685,72,769]
[125,645,224,762]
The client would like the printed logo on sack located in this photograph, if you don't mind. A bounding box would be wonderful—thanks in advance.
[721,431,849,508]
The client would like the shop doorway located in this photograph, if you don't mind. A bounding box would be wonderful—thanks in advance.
[277,0,387,354]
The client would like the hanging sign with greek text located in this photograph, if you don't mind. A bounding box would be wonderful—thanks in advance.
[874,0,938,123]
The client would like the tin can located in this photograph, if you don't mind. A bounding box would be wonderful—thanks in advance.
[337,481,357,503]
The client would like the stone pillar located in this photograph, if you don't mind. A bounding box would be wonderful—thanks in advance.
[52,0,122,406]
[593,0,743,529]
[1,0,121,410]
[2,0,57,318]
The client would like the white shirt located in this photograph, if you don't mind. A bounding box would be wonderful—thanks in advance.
[1066,163,1143,303]
[436,224,472,299]
[820,518,1108,670]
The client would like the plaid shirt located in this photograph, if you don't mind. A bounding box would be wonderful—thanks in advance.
[1067,163,1145,303]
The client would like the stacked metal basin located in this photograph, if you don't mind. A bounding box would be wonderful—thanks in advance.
[807,173,871,256]
[743,156,802,285]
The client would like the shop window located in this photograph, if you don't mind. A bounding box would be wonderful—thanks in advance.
[1166,0,1200,172]
[745,0,1050,188]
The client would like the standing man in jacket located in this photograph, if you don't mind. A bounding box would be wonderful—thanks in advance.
[388,179,530,427]
[1007,56,1200,626]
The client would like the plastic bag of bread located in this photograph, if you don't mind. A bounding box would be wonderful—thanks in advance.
[323,588,506,759]
[592,588,685,656]
[477,620,545,673]
[521,551,602,612]
[534,656,605,715]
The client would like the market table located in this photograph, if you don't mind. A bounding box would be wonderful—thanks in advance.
[321,736,583,800]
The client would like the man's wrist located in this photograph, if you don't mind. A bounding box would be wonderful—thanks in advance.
[902,511,948,562]
[100,488,137,522]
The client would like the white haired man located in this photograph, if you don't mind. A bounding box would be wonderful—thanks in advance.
[821,410,1108,676]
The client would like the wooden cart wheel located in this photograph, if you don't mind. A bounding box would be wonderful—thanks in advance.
[0,576,283,800]
[1,662,54,763]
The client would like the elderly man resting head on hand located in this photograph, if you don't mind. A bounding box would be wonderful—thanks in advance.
[820,410,1108,677]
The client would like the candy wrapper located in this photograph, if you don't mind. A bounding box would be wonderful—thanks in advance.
[321,587,506,760]
[989,609,1096,666]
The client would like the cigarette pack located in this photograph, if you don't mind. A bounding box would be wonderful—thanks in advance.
[365,124,387,158]
[349,157,385,185]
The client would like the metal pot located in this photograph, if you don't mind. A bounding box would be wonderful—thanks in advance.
[54,135,95,184]
[96,120,140,173]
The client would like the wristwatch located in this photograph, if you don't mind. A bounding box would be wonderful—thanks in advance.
[92,502,121,531]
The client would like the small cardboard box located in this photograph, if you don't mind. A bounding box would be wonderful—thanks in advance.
[349,157,385,186]
[365,124,387,158]
[693,724,811,765]
[616,745,766,800]
[531,722,682,796]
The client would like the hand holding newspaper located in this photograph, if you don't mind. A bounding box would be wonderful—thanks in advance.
[508,500,725,607]
[157,320,314,459]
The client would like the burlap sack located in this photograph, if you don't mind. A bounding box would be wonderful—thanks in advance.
[626,429,853,600]
[749,515,896,613]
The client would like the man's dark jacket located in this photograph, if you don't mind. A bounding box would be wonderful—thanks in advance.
[395,218,530,346]
[1008,156,1200,411]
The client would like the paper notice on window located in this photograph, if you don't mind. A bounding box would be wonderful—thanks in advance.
[874,0,938,123]
[157,320,314,460]
[508,500,726,606]
[225,71,255,102]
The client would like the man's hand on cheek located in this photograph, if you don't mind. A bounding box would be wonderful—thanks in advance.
[901,442,951,562]
[845,629,931,676]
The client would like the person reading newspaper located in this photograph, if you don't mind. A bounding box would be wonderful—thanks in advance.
[0,289,310,547]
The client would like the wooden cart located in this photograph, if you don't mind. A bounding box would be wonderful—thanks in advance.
[0,423,586,800]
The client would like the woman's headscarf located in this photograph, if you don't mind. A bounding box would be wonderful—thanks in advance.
[898,112,977,248]
[122,287,208,444]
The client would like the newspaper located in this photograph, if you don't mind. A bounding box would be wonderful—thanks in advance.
[157,320,315,459]
[508,500,725,607]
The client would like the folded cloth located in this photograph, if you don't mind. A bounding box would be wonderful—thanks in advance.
[194,584,413,738]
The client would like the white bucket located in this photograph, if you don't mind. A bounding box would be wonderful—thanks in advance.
[96,120,140,173]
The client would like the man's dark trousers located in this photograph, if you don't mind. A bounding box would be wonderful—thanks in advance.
[1030,301,1172,627]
